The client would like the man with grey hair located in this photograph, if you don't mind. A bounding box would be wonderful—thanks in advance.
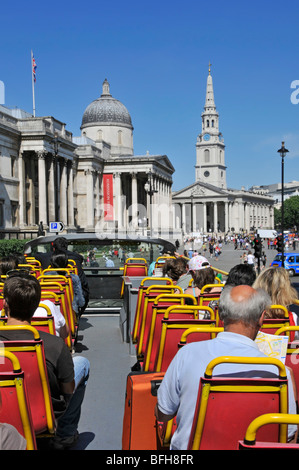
[156,285,297,450]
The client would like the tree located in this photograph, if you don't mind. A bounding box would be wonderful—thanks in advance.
[274,195,299,230]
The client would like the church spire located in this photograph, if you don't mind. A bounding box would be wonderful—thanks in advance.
[204,63,216,111]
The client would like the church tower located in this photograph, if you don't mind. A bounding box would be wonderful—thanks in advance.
[195,64,226,188]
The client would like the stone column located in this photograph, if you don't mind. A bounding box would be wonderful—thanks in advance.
[37,151,48,225]
[18,151,26,227]
[85,169,94,229]
[225,201,228,233]
[203,202,207,233]
[131,172,138,228]
[213,201,218,232]
[48,155,56,222]
[67,162,75,228]
[60,159,68,225]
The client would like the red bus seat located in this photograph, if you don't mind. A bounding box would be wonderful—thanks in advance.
[136,285,182,357]
[144,304,215,372]
[132,278,173,345]
[275,326,299,402]
[0,349,37,450]
[188,356,289,450]
[0,325,56,437]
[260,305,291,337]
[239,413,299,449]
[120,258,148,297]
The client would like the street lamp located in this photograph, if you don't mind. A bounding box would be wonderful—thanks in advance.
[277,141,289,268]
[144,171,158,238]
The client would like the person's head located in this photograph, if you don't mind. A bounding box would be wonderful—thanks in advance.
[162,257,188,281]
[252,266,298,318]
[3,274,41,322]
[50,251,68,269]
[0,255,18,275]
[226,264,256,287]
[187,255,215,290]
[52,237,68,252]
[219,284,271,332]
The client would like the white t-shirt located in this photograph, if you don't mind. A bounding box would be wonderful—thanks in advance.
[33,299,66,337]
[247,254,255,264]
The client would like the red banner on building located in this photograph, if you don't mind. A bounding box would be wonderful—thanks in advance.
[103,174,114,220]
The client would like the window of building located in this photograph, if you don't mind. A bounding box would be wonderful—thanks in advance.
[204,149,210,163]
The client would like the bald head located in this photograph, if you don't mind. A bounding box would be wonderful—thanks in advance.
[219,284,271,328]
[230,285,257,303]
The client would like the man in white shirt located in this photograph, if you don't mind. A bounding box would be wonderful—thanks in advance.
[33,299,69,339]
[156,285,297,449]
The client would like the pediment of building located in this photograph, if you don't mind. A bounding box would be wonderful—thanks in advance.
[172,181,228,199]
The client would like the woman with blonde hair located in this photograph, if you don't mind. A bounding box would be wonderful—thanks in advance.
[252,266,299,335]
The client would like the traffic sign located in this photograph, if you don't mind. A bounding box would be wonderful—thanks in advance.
[49,221,65,233]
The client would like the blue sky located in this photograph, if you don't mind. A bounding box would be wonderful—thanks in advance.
[1,0,299,191]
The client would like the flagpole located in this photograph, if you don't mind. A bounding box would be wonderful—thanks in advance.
[31,50,36,117]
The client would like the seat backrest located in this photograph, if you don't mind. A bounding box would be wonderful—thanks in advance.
[132,278,173,344]
[188,356,289,450]
[0,350,37,450]
[40,290,72,349]
[239,413,299,449]
[143,303,215,372]
[121,261,148,297]
[275,326,299,402]
[178,326,224,348]
[154,316,219,373]
[40,277,76,335]
[261,305,290,336]
[0,325,55,436]
[136,285,182,356]
[31,302,56,335]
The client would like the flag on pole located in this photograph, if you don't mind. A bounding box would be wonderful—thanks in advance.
[31,51,37,117]
[32,53,37,82]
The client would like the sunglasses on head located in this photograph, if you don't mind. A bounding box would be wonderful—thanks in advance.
[6,268,32,278]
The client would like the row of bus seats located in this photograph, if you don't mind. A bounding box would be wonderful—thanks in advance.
[0,257,80,449]
[0,257,79,351]
[0,326,55,450]
[122,263,299,450]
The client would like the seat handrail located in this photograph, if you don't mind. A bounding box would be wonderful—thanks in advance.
[269,304,289,318]
[153,293,197,306]
[140,277,173,286]
[244,413,299,445]
[179,326,224,344]
[0,349,21,371]
[164,304,215,321]
[145,284,183,295]
[0,325,41,340]
[204,355,287,379]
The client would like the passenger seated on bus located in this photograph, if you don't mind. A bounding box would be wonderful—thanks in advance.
[33,298,69,339]
[0,390,27,450]
[162,257,192,291]
[225,263,256,287]
[0,273,90,450]
[48,251,85,319]
[34,236,90,314]
[253,266,299,337]
[184,255,220,300]
[155,285,298,450]
[0,255,18,275]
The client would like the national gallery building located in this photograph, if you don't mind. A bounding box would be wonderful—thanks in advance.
[0,72,274,238]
